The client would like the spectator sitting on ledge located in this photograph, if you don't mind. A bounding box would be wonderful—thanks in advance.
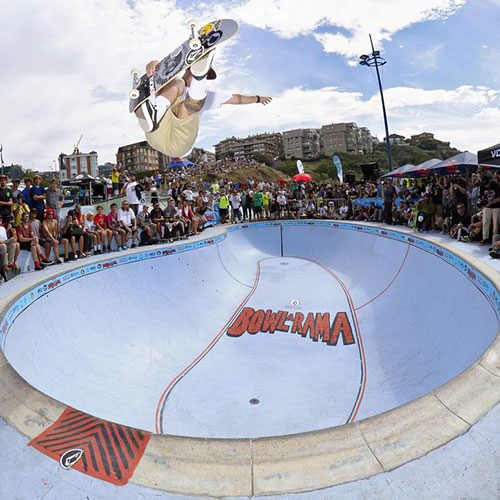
[0,214,20,280]
[16,212,50,270]
[107,203,127,251]
[415,193,436,232]
[42,209,67,264]
[118,200,138,249]
[449,203,471,240]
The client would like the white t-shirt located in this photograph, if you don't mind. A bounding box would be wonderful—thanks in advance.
[118,208,136,226]
[182,89,232,115]
[125,182,139,204]
[339,205,349,214]
[182,89,232,156]
[0,226,7,241]
[183,189,194,201]
[229,194,241,209]
[277,195,287,206]
[84,219,95,231]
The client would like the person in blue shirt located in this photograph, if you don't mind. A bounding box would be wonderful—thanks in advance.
[30,175,46,221]
[22,177,33,209]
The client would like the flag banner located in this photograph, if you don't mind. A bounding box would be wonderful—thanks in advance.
[296,160,304,174]
[333,155,343,184]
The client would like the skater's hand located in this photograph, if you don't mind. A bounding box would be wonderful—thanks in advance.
[260,96,272,105]
[146,60,159,77]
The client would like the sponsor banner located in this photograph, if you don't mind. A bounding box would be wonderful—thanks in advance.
[352,197,406,208]
[204,209,220,228]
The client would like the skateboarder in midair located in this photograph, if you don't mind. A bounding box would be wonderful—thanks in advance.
[137,51,272,158]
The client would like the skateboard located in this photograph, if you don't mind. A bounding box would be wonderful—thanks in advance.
[129,19,239,114]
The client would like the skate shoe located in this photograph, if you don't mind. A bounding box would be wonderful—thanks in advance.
[191,50,217,80]
[135,100,157,133]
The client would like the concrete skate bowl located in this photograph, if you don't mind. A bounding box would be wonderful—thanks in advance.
[2,221,500,496]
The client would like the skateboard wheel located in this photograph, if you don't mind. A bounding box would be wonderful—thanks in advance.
[187,18,197,30]
[129,89,140,99]
[130,67,141,77]
[189,38,202,50]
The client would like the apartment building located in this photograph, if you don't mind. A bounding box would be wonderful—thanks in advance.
[282,128,321,159]
[320,122,373,156]
[116,141,170,172]
[59,150,98,181]
[214,133,283,160]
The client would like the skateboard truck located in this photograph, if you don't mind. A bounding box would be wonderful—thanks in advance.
[129,68,141,99]
[187,19,202,50]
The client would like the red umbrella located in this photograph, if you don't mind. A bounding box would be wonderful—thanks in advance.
[293,173,312,182]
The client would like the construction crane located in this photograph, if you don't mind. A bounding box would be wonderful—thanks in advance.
[73,135,83,155]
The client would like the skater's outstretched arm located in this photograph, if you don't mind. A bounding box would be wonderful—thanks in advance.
[223,94,272,105]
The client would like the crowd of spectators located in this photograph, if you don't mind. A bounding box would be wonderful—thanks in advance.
[1,163,499,282]
[153,167,500,257]
[0,172,214,280]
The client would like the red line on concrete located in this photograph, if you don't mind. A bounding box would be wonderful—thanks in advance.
[154,260,262,433]
[355,245,411,312]
[288,255,366,424]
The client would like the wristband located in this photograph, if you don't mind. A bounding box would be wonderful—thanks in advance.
[256,95,260,103]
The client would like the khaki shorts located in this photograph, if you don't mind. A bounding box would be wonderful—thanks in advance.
[145,96,200,157]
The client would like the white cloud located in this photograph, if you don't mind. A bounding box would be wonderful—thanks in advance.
[1,0,487,173]
[198,83,500,153]
[212,0,465,60]
[0,0,215,169]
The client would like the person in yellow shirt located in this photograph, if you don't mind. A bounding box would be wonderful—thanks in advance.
[111,168,120,196]
[218,189,230,223]
[13,193,30,227]
[262,190,270,219]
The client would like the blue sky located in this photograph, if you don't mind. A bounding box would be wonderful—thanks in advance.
[0,0,499,170]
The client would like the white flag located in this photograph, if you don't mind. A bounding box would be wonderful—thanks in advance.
[296,160,304,174]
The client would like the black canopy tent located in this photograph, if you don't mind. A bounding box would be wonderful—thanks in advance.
[478,143,500,168]
[61,172,105,204]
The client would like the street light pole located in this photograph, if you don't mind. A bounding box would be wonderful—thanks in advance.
[359,34,393,173]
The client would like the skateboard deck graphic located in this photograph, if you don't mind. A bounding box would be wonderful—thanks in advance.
[129,19,238,113]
